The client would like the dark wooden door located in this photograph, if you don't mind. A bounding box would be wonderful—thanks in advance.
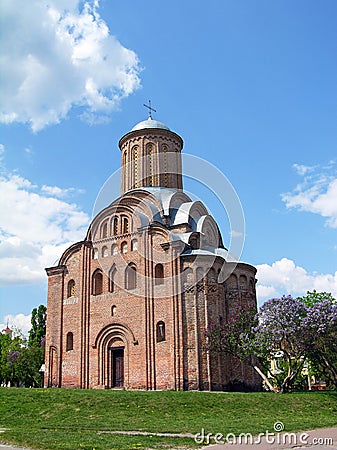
[112,348,124,387]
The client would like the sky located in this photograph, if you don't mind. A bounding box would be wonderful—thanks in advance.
[0,0,336,336]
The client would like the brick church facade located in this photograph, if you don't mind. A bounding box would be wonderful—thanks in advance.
[44,115,260,390]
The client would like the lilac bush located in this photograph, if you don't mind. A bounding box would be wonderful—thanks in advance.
[206,293,337,393]
[303,300,337,388]
[252,296,308,393]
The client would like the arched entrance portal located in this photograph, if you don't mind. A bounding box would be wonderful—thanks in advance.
[94,322,137,389]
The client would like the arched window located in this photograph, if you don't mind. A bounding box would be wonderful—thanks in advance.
[111,305,116,317]
[162,144,168,187]
[92,270,103,296]
[111,244,118,256]
[156,321,166,342]
[147,143,154,186]
[66,332,73,351]
[122,217,129,234]
[131,239,138,251]
[112,217,118,236]
[109,267,116,293]
[226,274,238,290]
[132,146,138,188]
[93,248,98,259]
[155,264,164,285]
[125,264,137,290]
[67,279,75,298]
[102,246,108,257]
[101,221,108,238]
[121,241,128,254]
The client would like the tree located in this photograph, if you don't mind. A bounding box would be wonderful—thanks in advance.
[252,296,308,393]
[28,305,46,348]
[303,299,337,388]
[0,332,26,386]
[297,290,336,308]
[206,304,257,362]
[207,295,310,393]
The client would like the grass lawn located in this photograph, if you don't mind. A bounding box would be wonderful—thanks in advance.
[0,388,336,450]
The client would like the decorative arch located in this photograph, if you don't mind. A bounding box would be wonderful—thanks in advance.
[93,322,138,388]
[226,274,238,290]
[207,267,217,283]
[239,274,248,291]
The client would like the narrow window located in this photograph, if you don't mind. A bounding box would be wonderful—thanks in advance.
[131,239,138,251]
[93,248,98,259]
[102,246,108,257]
[112,217,118,236]
[155,264,164,285]
[163,144,168,187]
[126,264,137,290]
[156,321,166,342]
[122,217,129,234]
[109,268,116,293]
[133,146,138,188]
[111,244,118,256]
[67,279,75,298]
[121,241,128,254]
[111,305,116,316]
[92,270,103,295]
[147,144,153,186]
[101,221,108,238]
[66,332,73,351]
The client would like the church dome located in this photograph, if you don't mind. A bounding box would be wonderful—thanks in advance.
[131,117,170,131]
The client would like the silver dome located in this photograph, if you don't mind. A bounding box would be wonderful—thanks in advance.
[131,117,170,131]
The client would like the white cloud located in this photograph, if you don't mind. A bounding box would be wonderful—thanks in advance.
[0,0,141,131]
[256,257,337,305]
[292,163,315,176]
[282,162,337,228]
[1,313,32,337]
[0,170,89,285]
[41,184,84,198]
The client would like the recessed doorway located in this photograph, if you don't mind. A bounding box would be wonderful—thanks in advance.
[110,347,124,388]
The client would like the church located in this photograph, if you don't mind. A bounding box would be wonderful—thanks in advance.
[44,111,260,390]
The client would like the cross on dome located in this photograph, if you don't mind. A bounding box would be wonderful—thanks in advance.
[143,100,156,119]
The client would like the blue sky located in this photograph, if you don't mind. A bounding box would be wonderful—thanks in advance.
[1,0,336,335]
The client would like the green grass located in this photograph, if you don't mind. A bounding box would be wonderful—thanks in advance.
[0,388,336,449]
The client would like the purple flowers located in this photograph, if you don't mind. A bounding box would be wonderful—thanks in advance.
[206,292,337,392]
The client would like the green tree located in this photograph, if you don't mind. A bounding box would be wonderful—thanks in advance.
[297,290,336,307]
[0,333,26,386]
[28,305,46,348]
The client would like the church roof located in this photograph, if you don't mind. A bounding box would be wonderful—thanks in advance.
[131,117,170,132]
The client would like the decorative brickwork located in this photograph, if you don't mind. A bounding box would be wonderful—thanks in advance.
[45,118,260,391]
